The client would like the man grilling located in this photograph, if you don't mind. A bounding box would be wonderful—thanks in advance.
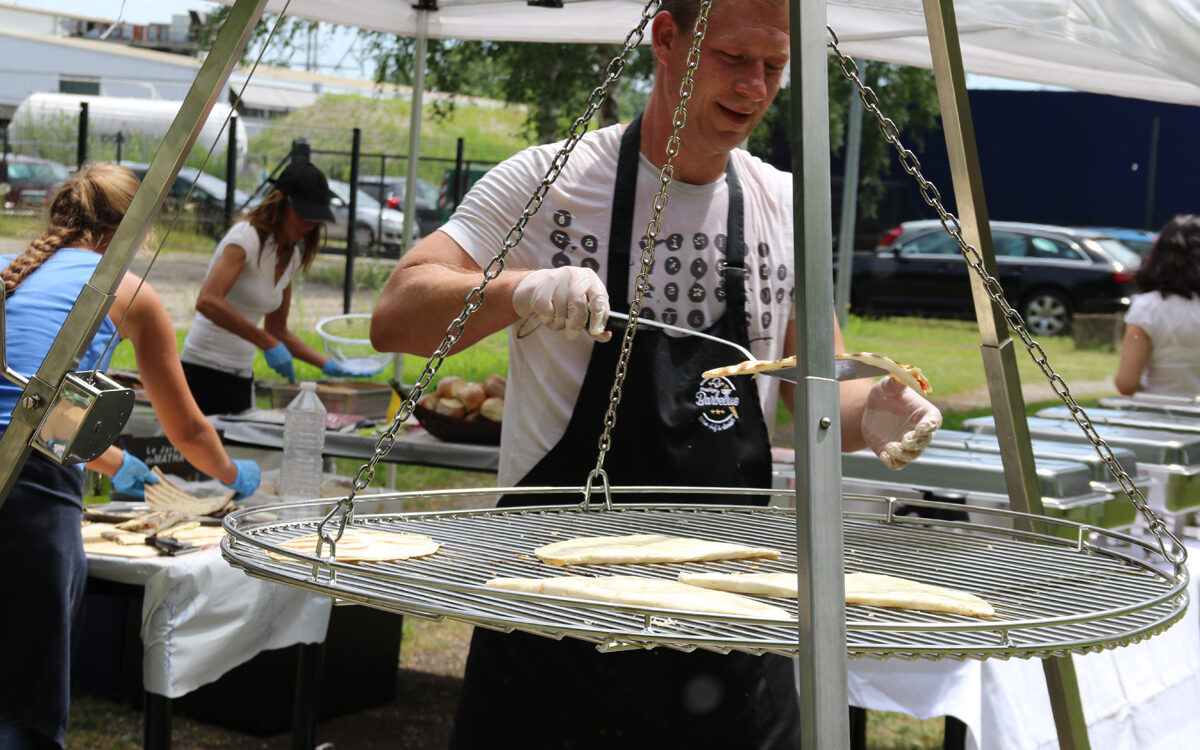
[371,0,941,746]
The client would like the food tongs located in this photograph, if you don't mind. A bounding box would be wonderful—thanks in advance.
[606,311,888,384]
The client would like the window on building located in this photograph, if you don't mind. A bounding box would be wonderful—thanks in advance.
[59,78,100,96]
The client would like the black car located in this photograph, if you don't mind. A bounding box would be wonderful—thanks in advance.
[124,163,249,237]
[357,176,441,238]
[850,220,1141,336]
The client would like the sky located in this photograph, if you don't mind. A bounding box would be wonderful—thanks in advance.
[10,0,372,78]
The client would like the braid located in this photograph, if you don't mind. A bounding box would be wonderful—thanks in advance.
[3,226,83,298]
[1,161,139,298]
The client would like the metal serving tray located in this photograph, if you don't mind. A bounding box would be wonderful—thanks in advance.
[929,429,1146,528]
[964,416,1200,513]
[841,446,1121,533]
[1099,394,1200,420]
[1036,406,1200,436]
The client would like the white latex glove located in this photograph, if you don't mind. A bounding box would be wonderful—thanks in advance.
[861,376,942,470]
[512,267,612,342]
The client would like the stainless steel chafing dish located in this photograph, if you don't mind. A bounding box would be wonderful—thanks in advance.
[1099,393,1200,420]
[965,416,1200,514]
[840,445,1122,535]
[1037,405,1200,436]
[928,429,1146,529]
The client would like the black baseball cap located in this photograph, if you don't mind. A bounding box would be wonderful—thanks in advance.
[273,161,335,223]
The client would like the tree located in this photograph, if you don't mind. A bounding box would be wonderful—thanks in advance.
[749,59,941,222]
[362,35,654,144]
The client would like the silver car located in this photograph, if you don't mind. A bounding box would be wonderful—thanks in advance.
[325,178,411,254]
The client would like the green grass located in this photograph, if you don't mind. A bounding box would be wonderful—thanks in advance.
[0,214,222,257]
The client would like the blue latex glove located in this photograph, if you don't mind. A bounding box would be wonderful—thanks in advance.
[322,359,383,378]
[222,459,261,501]
[263,343,295,382]
[112,451,158,499]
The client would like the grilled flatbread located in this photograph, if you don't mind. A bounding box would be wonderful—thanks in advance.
[486,575,791,620]
[678,571,994,618]
[271,527,441,563]
[701,351,931,395]
[144,468,234,516]
[845,572,994,618]
[535,534,781,567]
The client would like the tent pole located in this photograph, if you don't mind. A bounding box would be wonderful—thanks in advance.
[920,0,1091,747]
[791,1,848,747]
[402,11,429,254]
[834,68,863,329]
[0,0,269,508]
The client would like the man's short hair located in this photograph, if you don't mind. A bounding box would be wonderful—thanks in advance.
[657,0,699,32]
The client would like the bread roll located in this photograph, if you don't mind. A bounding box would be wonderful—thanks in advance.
[435,397,466,419]
[480,396,504,423]
[436,376,465,398]
[459,382,486,412]
[417,393,440,411]
[483,374,507,399]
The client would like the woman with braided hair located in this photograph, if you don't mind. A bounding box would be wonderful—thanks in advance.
[0,162,259,749]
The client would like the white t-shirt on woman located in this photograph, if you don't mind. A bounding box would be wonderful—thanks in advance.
[1124,291,1200,396]
[181,221,301,377]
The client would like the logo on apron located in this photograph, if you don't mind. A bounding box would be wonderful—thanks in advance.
[695,376,741,433]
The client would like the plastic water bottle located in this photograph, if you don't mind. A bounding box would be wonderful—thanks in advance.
[280,381,327,500]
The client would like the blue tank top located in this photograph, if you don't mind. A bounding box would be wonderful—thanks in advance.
[0,248,119,431]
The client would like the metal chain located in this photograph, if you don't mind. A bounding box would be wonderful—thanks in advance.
[585,0,713,508]
[312,0,665,554]
[827,27,1186,567]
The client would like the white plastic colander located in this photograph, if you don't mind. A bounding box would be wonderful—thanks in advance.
[315,313,393,375]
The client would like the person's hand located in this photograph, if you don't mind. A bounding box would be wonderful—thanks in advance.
[322,359,382,378]
[512,267,611,342]
[112,451,158,498]
[263,343,296,382]
[222,459,261,500]
[861,376,942,470]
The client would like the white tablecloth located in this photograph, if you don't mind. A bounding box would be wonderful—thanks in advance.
[848,556,1200,750]
[87,548,332,698]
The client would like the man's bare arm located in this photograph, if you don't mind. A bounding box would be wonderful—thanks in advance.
[371,231,529,356]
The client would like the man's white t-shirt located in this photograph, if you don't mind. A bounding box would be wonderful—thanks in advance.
[442,124,795,485]
[1124,291,1200,396]
[180,221,301,377]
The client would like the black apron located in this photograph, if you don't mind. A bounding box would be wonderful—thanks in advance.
[0,450,87,749]
[450,117,800,749]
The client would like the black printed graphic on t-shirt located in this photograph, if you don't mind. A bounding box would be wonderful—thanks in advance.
[758,242,770,258]
[552,252,571,267]
[687,309,705,328]
[553,210,572,228]
[551,230,570,250]
[664,256,682,275]
[693,233,709,251]
[664,281,679,302]
[688,283,706,303]
[581,234,598,253]
[666,233,683,252]
[581,257,600,272]
[690,258,708,279]
[760,287,772,305]
[662,307,679,325]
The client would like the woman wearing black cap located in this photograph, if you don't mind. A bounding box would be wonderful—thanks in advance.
[180,161,372,415]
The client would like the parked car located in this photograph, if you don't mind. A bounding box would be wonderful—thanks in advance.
[0,154,71,210]
[325,179,412,255]
[123,162,249,237]
[1078,226,1157,255]
[357,175,441,238]
[851,220,1142,336]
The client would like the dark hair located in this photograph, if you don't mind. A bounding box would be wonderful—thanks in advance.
[658,0,699,31]
[3,162,141,297]
[1135,214,1200,300]
[243,189,325,274]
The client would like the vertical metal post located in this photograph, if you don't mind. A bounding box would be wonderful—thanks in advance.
[344,128,362,315]
[835,69,864,329]
[452,138,465,206]
[792,1,848,747]
[225,111,239,232]
[115,131,124,164]
[76,101,89,170]
[0,0,268,508]
[402,11,429,253]
[920,0,1091,747]
[1144,114,1160,230]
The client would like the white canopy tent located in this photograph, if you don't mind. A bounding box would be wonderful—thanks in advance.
[221,0,1200,105]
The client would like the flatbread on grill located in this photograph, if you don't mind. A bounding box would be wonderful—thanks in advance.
[845,572,994,618]
[485,575,791,620]
[271,527,441,563]
[535,534,781,567]
[678,571,994,618]
[144,467,234,517]
[701,351,932,395]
